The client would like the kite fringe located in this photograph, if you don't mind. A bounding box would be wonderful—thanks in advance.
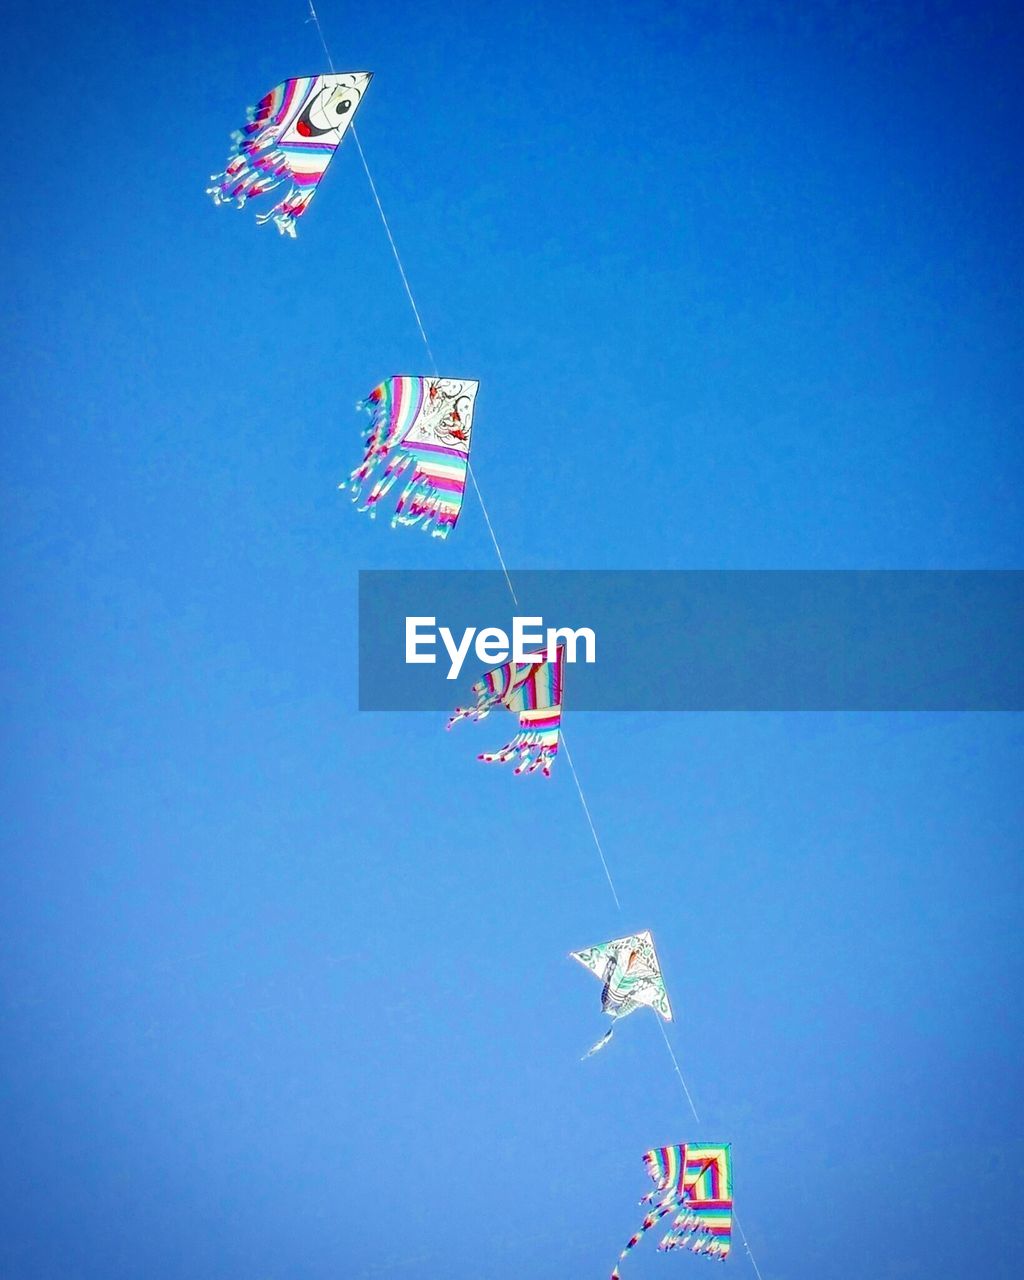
[660,1210,729,1259]
[448,688,559,776]
[391,470,460,538]
[479,730,558,777]
[446,682,498,730]
[581,1025,614,1059]
[207,112,314,236]
[610,1198,677,1279]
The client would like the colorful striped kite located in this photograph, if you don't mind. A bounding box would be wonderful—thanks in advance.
[571,930,672,1056]
[447,647,564,775]
[611,1143,733,1276]
[346,377,477,538]
[208,73,371,235]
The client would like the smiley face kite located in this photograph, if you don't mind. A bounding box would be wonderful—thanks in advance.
[208,73,371,236]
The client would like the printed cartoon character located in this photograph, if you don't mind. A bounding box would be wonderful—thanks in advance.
[294,81,362,138]
[435,393,473,446]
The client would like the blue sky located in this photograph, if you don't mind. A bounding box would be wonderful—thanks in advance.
[2,1,1022,1277]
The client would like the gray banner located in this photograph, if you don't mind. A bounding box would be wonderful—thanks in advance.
[358,570,1024,711]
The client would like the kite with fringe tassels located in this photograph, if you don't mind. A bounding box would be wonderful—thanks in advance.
[208,73,371,235]
[611,1143,733,1277]
[571,930,672,1057]
[346,376,478,537]
[447,647,564,775]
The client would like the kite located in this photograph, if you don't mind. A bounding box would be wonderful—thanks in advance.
[611,1143,733,1276]
[208,73,371,235]
[346,377,478,537]
[447,647,564,775]
[570,930,672,1056]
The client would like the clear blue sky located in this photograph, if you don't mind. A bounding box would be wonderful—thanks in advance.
[2,2,1022,1277]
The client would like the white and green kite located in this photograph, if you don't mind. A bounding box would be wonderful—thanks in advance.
[570,930,673,1058]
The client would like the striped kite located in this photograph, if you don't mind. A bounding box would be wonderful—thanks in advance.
[611,1143,733,1276]
[208,73,371,235]
[571,930,672,1056]
[347,377,478,538]
[447,647,564,775]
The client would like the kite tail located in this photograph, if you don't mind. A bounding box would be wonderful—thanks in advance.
[581,1025,614,1059]
[346,388,412,510]
[238,124,284,158]
[447,681,501,731]
[478,728,559,777]
[246,92,285,132]
[392,456,467,539]
[206,156,282,207]
[345,391,396,499]
[348,452,411,516]
[208,112,317,235]
[255,185,316,237]
[661,1209,705,1252]
[348,443,466,538]
[208,124,290,209]
[610,1197,679,1279]
[661,1208,731,1260]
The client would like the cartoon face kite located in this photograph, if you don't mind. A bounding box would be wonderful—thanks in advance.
[571,930,672,1056]
[346,376,478,537]
[611,1143,733,1275]
[447,648,564,776]
[208,73,371,235]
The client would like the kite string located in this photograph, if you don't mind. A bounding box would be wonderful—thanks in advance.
[307,0,334,70]
[465,462,520,606]
[303,7,763,1276]
[559,733,621,910]
[345,135,518,605]
[308,1,516,600]
[301,3,617,926]
[308,5,435,363]
[732,1213,766,1280]
[348,125,439,376]
[663,1047,767,1280]
[657,1018,701,1125]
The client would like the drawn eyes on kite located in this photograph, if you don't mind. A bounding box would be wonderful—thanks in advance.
[306,88,358,134]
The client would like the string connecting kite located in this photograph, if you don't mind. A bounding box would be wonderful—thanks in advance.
[205,5,768,1276]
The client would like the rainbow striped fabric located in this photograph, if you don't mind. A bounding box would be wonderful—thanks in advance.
[570,930,672,1056]
[208,73,371,235]
[346,377,477,538]
[447,647,564,776]
[611,1143,733,1276]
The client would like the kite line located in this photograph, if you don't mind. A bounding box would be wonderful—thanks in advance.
[349,124,519,603]
[304,0,621,943]
[352,126,438,373]
[308,0,521,605]
[307,2,436,369]
[300,4,764,1275]
[560,733,622,911]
